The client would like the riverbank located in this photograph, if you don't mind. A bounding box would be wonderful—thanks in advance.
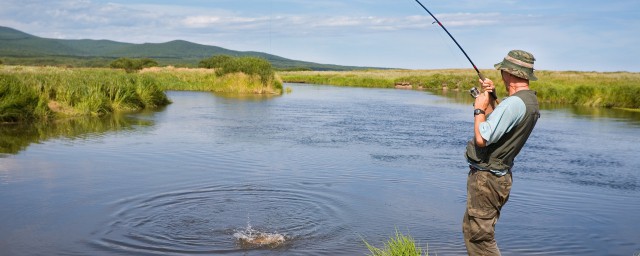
[278,69,640,110]
[0,66,283,122]
[140,66,283,94]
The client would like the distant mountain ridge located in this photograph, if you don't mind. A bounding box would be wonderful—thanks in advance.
[0,26,375,70]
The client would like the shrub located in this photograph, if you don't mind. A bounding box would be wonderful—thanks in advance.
[110,58,158,73]
[199,55,277,87]
[198,55,233,69]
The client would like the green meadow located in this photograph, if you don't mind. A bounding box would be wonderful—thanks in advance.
[279,69,640,110]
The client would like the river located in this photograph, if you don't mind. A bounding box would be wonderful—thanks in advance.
[1,84,639,255]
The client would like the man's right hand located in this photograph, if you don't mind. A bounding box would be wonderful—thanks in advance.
[479,78,495,94]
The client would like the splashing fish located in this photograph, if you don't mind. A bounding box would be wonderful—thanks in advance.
[233,225,286,248]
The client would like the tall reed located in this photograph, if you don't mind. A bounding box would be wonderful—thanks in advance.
[0,66,170,122]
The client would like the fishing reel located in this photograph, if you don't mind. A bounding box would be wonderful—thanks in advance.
[469,87,481,98]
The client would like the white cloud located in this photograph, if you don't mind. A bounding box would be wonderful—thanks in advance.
[182,16,269,28]
[1,0,637,71]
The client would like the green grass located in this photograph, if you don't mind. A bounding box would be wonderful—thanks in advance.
[0,65,284,122]
[279,69,640,110]
[140,66,283,94]
[0,66,171,122]
[363,229,428,256]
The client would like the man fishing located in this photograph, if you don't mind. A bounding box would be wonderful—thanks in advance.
[463,50,540,255]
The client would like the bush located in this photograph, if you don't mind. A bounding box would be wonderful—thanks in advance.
[199,55,233,69]
[110,58,158,73]
[199,55,277,86]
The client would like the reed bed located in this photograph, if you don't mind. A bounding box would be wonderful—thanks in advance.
[279,69,640,110]
[0,66,170,122]
[0,65,284,122]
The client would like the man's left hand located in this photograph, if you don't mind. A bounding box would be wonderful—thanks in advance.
[474,91,490,111]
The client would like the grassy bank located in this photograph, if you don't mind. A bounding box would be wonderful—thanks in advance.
[140,66,283,94]
[279,69,640,110]
[0,65,283,122]
[0,66,170,122]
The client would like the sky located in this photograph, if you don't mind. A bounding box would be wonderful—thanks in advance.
[1,0,639,72]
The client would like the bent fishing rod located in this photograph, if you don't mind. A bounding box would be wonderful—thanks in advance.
[412,0,499,103]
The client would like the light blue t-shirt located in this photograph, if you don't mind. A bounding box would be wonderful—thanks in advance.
[479,96,526,146]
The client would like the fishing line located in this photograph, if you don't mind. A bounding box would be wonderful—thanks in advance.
[433,24,468,70]
[412,0,498,102]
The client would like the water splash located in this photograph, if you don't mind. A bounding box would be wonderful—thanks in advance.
[233,222,286,249]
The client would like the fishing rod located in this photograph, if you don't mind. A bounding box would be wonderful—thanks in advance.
[412,0,499,103]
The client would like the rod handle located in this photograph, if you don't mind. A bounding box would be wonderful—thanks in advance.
[478,72,499,104]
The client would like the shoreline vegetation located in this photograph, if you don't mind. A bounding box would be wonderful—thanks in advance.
[278,69,640,111]
[2,61,638,123]
[0,56,283,123]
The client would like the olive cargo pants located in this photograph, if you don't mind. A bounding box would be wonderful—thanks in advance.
[462,169,512,256]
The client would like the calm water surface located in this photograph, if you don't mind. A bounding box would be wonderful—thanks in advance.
[1,84,639,255]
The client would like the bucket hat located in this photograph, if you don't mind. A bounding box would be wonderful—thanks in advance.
[494,50,537,81]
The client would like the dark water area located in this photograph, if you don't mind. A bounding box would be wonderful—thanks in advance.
[1,84,639,255]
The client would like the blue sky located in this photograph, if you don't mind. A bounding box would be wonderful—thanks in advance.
[1,0,639,72]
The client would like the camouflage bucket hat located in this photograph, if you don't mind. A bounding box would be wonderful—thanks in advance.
[494,50,537,81]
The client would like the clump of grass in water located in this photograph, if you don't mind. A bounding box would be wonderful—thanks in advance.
[363,229,428,256]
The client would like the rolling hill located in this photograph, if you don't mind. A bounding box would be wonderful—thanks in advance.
[0,26,375,70]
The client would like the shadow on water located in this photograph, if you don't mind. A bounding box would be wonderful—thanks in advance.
[0,112,157,155]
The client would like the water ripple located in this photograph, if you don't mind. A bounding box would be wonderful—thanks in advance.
[89,183,352,255]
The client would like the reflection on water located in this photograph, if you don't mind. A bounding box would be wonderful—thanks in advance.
[0,113,155,155]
